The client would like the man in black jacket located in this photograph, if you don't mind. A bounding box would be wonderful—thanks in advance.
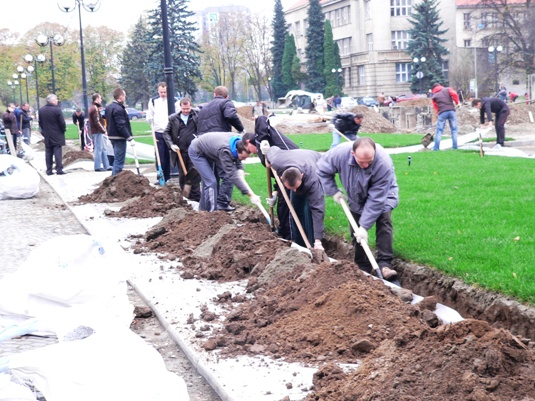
[105,88,134,176]
[72,108,86,150]
[39,94,67,175]
[330,112,363,148]
[163,97,200,201]
[20,103,33,145]
[197,86,245,211]
[472,98,510,148]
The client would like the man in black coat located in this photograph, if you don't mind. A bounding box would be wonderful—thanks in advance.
[39,94,67,175]
[163,97,200,201]
[105,88,134,176]
[197,86,245,211]
[472,98,510,148]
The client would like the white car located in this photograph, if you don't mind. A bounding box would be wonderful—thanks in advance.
[340,97,357,108]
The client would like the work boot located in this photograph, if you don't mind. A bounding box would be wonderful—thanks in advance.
[381,266,398,280]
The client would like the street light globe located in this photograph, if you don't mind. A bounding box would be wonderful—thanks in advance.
[17,66,24,73]
[21,73,27,79]
[24,54,33,63]
[488,46,495,52]
[421,57,426,62]
[53,34,65,46]
[14,80,19,85]
[12,73,18,79]
[58,2,72,12]
[337,68,342,73]
[37,54,46,63]
[496,45,503,52]
[331,68,336,73]
[27,65,35,73]
[36,34,48,46]
[413,57,419,63]
[7,80,12,86]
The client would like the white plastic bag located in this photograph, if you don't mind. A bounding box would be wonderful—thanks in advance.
[0,155,39,200]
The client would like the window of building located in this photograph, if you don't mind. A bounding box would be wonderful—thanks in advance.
[336,38,352,56]
[296,21,301,36]
[391,0,412,17]
[463,13,471,29]
[367,34,373,51]
[396,63,412,82]
[464,39,471,47]
[481,12,499,28]
[442,60,449,82]
[391,31,410,50]
[304,18,308,32]
[358,65,365,85]
[335,9,341,26]
[365,0,372,20]
[342,6,348,25]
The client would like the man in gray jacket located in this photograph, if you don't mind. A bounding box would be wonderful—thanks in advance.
[188,132,259,212]
[317,137,399,280]
[264,145,324,250]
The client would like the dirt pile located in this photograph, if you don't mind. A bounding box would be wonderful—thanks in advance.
[77,170,155,203]
[398,97,433,107]
[236,106,256,133]
[309,319,535,401]
[62,149,93,167]
[347,105,398,133]
[507,102,535,124]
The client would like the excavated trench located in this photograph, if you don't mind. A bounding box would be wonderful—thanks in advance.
[77,170,535,401]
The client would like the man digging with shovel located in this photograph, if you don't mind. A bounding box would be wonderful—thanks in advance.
[317,137,399,282]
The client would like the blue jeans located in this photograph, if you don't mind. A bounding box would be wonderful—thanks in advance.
[92,133,110,170]
[22,128,30,145]
[111,139,127,176]
[330,131,357,148]
[433,110,458,150]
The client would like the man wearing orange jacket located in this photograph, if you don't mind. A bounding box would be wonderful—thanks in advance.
[431,83,460,151]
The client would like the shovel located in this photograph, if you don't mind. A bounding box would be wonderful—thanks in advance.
[266,167,275,229]
[237,170,271,225]
[130,141,141,176]
[174,149,201,198]
[338,197,386,280]
[151,124,166,186]
[331,126,353,143]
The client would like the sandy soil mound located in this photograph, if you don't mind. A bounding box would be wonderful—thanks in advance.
[398,97,433,107]
[236,106,256,133]
[507,102,535,124]
[346,105,398,133]
[63,149,93,167]
[77,170,154,203]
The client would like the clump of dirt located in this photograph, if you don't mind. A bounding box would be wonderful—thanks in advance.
[107,184,187,218]
[63,149,93,167]
[346,105,398,133]
[77,170,155,203]
[308,319,535,401]
[207,261,427,363]
[180,221,290,281]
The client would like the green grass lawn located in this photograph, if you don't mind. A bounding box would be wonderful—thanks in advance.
[66,121,152,140]
[285,133,423,152]
[235,150,535,304]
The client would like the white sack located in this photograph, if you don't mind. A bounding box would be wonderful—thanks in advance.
[0,155,39,200]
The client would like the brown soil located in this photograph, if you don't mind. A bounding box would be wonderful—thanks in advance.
[63,149,93,167]
[77,170,155,203]
[346,105,399,133]
[236,106,256,133]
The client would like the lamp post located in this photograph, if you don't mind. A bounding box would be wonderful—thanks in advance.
[413,57,426,95]
[17,66,30,104]
[36,34,65,94]
[160,0,176,115]
[331,67,342,89]
[12,74,23,105]
[58,0,101,114]
[488,45,503,95]
[24,54,46,110]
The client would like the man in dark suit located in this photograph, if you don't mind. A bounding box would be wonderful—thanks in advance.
[39,94,67,175]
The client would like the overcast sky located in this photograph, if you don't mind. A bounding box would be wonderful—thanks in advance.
[3,0,295,38]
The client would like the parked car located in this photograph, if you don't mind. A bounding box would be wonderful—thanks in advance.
[356,96,379,107]
[394,94,426,103]
[126,108,146,120]
[340,96,357,108]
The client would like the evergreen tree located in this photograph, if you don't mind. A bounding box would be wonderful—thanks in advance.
[271,0,287,98]
[120,18,151,107]
[305,0,325,93]
[292,55,306,88]
[282,33,297,91]
[406,0,449,93]
[322,20,342,97]
[145,0,202,99]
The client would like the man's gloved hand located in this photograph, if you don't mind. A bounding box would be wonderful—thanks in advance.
[249,193,261,205]
[314,239,324,251]
[355,226,368,244]
[266,192,278,207]
[171,144,179,152]
[260,140,270,154]
[129,139,136,147]
[333,191,346,204]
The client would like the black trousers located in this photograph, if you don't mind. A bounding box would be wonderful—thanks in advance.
[350,210,394,273]
[45,145,63,174]
[495,108,510,146]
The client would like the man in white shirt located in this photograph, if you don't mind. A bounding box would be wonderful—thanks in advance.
[146,82,180,183]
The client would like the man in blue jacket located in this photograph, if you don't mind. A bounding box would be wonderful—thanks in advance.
[105,88,134,176]
[317,137,399,281]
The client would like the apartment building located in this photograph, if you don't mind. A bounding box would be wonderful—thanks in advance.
[285,0,457,98]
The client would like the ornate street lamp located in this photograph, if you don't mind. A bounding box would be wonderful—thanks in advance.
[36,34,65,94]
[58,0,101,114]
[413,56,426,95]
[24,54,46,110]
[331,67,342,89]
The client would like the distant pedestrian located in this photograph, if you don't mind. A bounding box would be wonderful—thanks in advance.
[509,92,518,103]
[39,94,67,175]
[19,103,33,145]
[88,93,110,172]
[378,92,385,107]
[252,100,268,119]
[472,97,510,148]
[525,93,530,105]
[72,108,86,151]
[431,83,460,151]
[333,95,342,109]
[3,103,19,153]
[105,88,134,176]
